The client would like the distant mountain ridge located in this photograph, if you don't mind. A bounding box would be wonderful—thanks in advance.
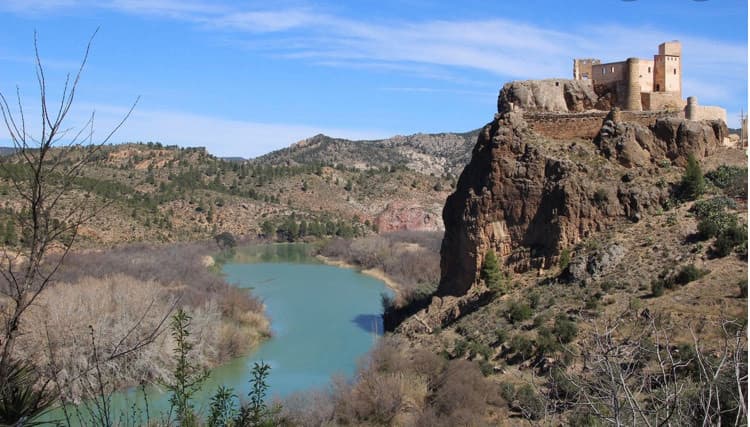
[252,130,481,176]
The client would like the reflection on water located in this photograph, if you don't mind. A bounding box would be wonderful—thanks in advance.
[351,313,384,335]
[230,242,321,265]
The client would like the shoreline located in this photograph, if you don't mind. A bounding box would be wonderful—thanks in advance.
[316,254,402,296]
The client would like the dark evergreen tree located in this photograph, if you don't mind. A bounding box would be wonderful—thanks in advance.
[481,250,504,294]
[680,153,705,200]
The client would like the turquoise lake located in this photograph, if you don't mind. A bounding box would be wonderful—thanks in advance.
[44,244,391,424]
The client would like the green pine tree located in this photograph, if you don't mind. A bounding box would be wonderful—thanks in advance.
[680,153,705,200]
[481,250,504,294]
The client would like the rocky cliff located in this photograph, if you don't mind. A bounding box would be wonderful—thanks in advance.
[374,202,443,233]
[497,79,600,113]
[436,85,726,298]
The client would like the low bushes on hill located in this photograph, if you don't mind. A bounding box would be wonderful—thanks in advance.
[506,301,533,324]
[674,264,708,285]
[690,197,747,258]
[678,154,705,201]
[652,264,709,297]
[705,165,747,198]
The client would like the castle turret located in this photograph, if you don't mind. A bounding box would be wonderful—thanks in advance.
[686,96,698,120]
[625,58,642,111]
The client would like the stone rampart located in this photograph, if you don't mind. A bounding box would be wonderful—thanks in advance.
[524,110,683,140]
[692,106,727,123]
[525,112,607,139]
[643,92,682,111]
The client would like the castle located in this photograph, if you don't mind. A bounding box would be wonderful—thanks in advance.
[573,41,726,122]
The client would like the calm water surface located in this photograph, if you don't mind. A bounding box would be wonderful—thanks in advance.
[45,243,390,424]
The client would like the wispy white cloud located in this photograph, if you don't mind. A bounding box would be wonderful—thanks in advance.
[210,10,320,32]
[195,7,747,109]
[0,0,79,14]
[3,0,745,123]
[379,86,489,98]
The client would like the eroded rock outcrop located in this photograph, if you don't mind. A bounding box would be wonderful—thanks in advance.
[436,111,621,297]
[436,98,724,298]
[374,202,442,233]
[389,82,727,333]
[497,79,599,113]
[597,112,727,168]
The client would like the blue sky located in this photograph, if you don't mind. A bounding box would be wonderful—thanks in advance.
[0,0,747,157]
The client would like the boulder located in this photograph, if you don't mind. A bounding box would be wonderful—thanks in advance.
[497,79,599,113]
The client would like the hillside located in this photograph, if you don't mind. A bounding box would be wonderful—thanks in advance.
[365,81,749,425]
[253,130,479,177]
[0,130,477,246]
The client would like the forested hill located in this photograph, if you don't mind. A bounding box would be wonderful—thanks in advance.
[0,129,479,246]
[252,130,480,177]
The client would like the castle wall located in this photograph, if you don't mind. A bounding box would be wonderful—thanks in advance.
[525,112,608,139]
[643,91,683,110]
[592,61,627,85]
[573,58,600,80]
[691,106,727,123]
[636,60,655,93]
[524,110,682,140]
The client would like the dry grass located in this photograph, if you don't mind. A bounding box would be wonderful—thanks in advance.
[16,275,175,401]
[14,273,269,402]
[5,241,271,402]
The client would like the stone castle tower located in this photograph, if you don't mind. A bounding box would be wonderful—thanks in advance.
[573,41,683,111]
[653,41,681,95]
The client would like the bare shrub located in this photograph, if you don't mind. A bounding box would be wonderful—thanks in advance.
[298,337,497,426]
[430,360,492,423]
[52,242,266,344]
[553,316,747,426]
[14,272,268,404]
[279,388,335,426]
[17,275,175,401]
[319,231,442,305]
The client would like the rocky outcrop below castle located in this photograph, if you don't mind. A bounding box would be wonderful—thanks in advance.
[389,82,727,333]
[497,79,603,113]
[598,116,727,168]
[437,107,725,297]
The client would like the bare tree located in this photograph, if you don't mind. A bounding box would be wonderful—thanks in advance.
[552,314,747,426]
[0,30,151,424]
[689,320,748,427]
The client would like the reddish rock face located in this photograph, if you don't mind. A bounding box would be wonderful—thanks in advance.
[374,202,443,233]
[437,107,725,298]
